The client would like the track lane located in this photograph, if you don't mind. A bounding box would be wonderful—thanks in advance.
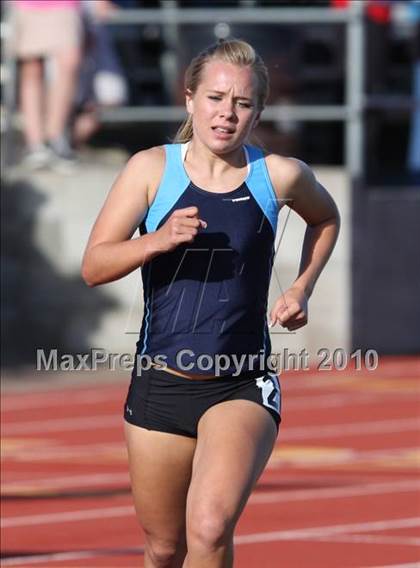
[2,358,419,567]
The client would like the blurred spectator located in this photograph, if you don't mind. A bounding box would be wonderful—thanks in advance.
[406,2,420,175]
[332,0,392,95]
[72,0,128,148]
[333,0,420,181]
[12,0,82,171]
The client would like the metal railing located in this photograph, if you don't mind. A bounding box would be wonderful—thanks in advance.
[100,2,365,178]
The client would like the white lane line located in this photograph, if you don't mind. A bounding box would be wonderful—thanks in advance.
[2,441,126,461]
[0,549,143,567]
[234,517,420,544]
[2,472,129,491]
[2,414,120,434]
[1,505,135,528]
[249,479,420,505]
[280,375,362,391]
[3,480,419,528]
[1,388,122,412]
[284,391,412,410]
[361,562,420,568]
[267,445,419,470]
[281,373,420,392]
[0,551,110,567]
[342,445,420,460]
[312,534,420,546]
[280,417,420,441]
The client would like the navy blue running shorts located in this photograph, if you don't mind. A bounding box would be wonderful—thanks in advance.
[124,366,281,438]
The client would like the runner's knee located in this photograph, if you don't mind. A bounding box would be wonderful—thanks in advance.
[145,535,183,568]
[187,506,234,551]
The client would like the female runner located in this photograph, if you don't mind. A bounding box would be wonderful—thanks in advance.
[82,39,340,568]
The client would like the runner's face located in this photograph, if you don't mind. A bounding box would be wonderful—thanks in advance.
[186,60,261,153]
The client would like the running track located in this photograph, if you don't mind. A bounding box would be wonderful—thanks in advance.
[1,357,419,567]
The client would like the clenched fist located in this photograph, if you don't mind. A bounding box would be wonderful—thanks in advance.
[156,206,207,252]
[269,286,308,332]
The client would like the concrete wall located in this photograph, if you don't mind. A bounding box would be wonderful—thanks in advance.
[352,184,420,354]
[2,155,350,368]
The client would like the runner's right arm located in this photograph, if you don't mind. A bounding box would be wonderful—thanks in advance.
[81,147,206,287]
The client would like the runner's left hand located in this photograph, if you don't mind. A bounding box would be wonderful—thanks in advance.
[269,286,308,331]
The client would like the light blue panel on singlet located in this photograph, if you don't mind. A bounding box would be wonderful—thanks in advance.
[243,144,279,366]
[244,144,280,234]
[145,143,279,234]
[145,144,190,233]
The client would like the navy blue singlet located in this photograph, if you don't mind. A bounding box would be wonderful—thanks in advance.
[136,143,280,376]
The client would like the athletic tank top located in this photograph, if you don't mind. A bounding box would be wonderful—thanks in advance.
[136,142,280,376]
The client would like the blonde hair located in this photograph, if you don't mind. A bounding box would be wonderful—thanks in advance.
[174,39,269,143]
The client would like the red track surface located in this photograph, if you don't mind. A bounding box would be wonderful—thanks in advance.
[1,357,420,567]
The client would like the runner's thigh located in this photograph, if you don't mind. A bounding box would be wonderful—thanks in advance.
[125,422,196,538]
[186,399,278,531]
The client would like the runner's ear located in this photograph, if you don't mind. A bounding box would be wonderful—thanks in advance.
[252,110,261,128]
[186,89,194,114]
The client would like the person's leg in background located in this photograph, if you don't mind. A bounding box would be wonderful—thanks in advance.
[46,45,81,162]
[19,57,51,168]
[72,104,101,149]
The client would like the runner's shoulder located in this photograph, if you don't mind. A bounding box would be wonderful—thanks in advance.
[126,145,166,175]
[263,152,316,198]
[121,146,166,195]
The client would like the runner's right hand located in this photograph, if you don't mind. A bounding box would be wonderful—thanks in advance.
[155,206,207,252]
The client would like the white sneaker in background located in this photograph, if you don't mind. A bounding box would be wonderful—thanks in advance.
[48,137,78,174]
[21,144,52,170]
